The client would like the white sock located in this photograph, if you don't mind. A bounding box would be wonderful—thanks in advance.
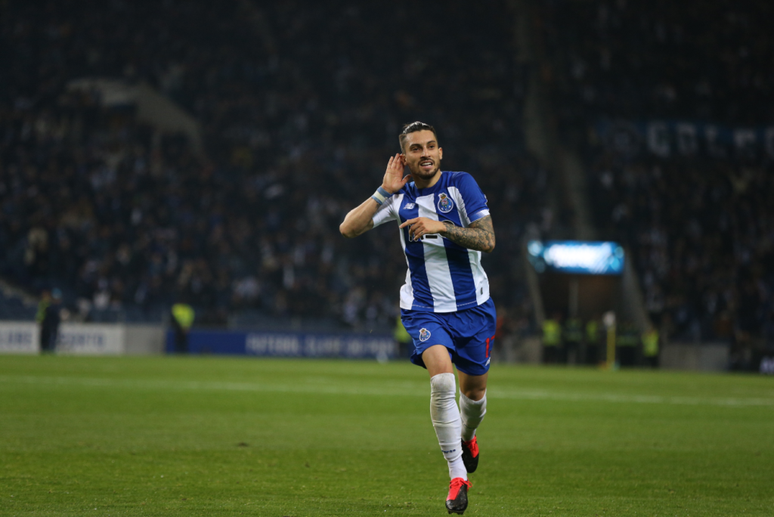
[430,373,467,480]
[459,390,487,442]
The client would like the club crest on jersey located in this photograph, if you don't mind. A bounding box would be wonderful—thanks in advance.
[419,328,431,342]
[437,193,454,213]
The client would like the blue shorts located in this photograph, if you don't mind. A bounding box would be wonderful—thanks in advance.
[401,298,496,376]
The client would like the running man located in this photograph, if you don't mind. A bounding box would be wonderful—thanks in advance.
[340,121,495,514]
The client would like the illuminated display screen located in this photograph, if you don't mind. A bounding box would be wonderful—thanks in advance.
[527,240,625,275]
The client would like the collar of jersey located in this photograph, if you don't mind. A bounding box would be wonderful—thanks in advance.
[409,170,445,195]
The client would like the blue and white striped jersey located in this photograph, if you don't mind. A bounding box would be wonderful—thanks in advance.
[372,170,491,313]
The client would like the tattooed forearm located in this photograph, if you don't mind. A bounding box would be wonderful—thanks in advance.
[441,215,496,253]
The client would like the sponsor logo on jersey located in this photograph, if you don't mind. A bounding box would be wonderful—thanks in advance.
[404,202,416,210]
[419,328,431,342]
[437,193,454,213]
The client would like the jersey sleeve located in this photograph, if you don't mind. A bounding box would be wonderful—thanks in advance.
[371,194,398,228]
[457,173,490,223]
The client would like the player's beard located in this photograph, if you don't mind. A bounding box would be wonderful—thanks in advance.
[410,159,440,181]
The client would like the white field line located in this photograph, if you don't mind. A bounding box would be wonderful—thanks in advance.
[0,374,773,408]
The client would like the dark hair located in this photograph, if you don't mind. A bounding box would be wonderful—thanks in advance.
[399,121,438,151]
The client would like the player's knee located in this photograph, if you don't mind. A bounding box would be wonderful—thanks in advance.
[430,372,456,397]
[461,386,486,402]
[430,372,457,424]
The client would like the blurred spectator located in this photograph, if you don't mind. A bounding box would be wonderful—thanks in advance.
[541,313,562,364]
[584,316,601,365]
[642,325,660,368]
[171,301,195,354]
[37,288,62,352]
[615,321,639,367]
[563,315,583,365]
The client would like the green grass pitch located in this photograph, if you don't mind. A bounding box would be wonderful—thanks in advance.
[1,354,772,516]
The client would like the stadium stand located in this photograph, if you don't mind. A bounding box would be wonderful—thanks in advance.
[0,0,549,331]
[539,0,774,367]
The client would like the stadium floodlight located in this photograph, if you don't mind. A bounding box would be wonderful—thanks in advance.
[527,240,625,275]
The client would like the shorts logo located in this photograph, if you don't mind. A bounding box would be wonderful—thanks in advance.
[419,328,431,342]
[437,193,454,213]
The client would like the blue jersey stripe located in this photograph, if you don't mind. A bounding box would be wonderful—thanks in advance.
[444,242,476,309]
[406,247,433,311]
[399,203,434,310]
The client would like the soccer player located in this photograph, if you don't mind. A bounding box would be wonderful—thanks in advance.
[340,121,495,514]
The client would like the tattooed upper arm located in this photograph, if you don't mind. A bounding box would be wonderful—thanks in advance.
[443,215,496,253]
[470,215,494,234]
[470,215,495,252]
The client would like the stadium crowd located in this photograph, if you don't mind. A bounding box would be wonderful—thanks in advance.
[540,0,774,365]
[542,0,774,132]
[1,0,549,329]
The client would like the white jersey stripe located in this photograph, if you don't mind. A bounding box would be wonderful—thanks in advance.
[416,194,456,311]
[470,250,490,305]
[448,186,470,227]
[394,194,416,309]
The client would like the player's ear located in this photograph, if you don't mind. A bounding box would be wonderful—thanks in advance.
[439,147,443,160]
[399,153,406,165]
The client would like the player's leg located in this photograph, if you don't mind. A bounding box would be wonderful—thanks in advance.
[458,370,488,437]
[451,298,496,475]
[457,370,487,473]
[458,370,487,401]
[423,344,470,514]
[423,343,454,376]
[401,311,470,512]
[423,344,466,479]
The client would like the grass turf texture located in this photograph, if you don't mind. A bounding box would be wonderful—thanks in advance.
[0,355,772,516]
